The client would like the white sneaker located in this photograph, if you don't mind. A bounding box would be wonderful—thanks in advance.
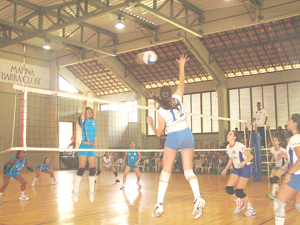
[233,201,245,213]
[137,182,142,189]
[266,193,275,200]
[152,203,164,217]
[192,197,206,220]
[50,181,56,185]
[31,183,35,187]
[244,207,256,216]
[19,196,30,201]
[120,185,125,190]
[72,191,79,203]
[88,191,95,203]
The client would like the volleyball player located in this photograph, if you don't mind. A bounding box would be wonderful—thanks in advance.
[95,152,120,183]
[274,114,300,225]
[146,54,205,220]
[0,150,33,205]
[267,137,288,199]
[31,157,56,186]
[73,97,98,203]
[221,131,256,216]
[120,141,142,190]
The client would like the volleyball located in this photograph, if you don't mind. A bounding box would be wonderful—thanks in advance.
[135,51,157,65]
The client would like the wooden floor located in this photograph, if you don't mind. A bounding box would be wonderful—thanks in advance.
[0,171,299,225]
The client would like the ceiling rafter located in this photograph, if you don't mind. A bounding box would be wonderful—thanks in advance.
[131,0,204,37]
[1,0,128,54]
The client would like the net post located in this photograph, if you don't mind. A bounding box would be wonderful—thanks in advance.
[22,87,28,151]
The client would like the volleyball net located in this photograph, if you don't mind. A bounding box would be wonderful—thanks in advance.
[9,85,252,155]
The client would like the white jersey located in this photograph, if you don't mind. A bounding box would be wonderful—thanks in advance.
[226,142,250,169]
[103,156,113,168]
[286,134,300,175]
[254,109,267,127]
[270,146,286,167]
[158,94,188,133]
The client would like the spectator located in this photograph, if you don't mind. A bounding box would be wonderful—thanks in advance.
[251,102,268,148]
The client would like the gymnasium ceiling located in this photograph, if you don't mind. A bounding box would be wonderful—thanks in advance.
[0,0,300,96]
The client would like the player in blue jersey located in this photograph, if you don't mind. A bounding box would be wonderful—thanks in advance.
[266,137,288,199]
[0,150,34,205]
[120,141,141,190]
[73,96,98,203]
[31,157,56,187]
[274,114,300,225]
[221,131,256,217]
[147,55,205,220]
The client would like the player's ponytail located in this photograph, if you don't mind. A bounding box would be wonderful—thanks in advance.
[150,86,180,110]
[291,114,300,132]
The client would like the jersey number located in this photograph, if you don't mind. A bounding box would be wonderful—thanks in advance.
[170,104,184,122]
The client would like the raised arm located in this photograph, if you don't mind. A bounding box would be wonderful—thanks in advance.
[174,54,189,97]
[93,101,98,120]
[80,100,87,123]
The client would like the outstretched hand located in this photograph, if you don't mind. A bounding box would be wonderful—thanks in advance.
[176,54,189,65]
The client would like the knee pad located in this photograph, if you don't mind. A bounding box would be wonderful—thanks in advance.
[235,189,247,199]
[274,198,286,217]
[184,169,196,181]
[89,168,96,176]
[159,170,171,183]
[96,170,101,175]
[225,186,235,195]
[77,168,85,176]
[295,203,300,212]
[270,176,279,184]
[114,171,118,177]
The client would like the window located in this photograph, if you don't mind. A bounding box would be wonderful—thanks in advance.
[101,101,138,123]
[59,76,79,93]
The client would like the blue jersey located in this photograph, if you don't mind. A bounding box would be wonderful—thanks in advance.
[36,163,51,172]
[80,117,97,143]
[6,157,26,174]
[127,150,138,166]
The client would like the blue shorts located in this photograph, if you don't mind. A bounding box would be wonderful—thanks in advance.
[78,142,95,157]
[165,128,194,150]
[232,164,252,178]
[287,174,300,191]
[274,166,288,172]
[125,164,139,169]
[6,172,20,178]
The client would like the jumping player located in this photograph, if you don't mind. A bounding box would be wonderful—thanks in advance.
[95,152,120,183]
[0,150,33,205]
[31,157,56,186]
[73,96,98,203]
[267,137,288,199]
[274,114,300,225]
[120,141,142,190]
[147,55,205,220]
[221,131,256,217]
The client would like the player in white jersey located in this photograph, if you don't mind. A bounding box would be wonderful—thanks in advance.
[274,114,300,225]
[94,152,120,183]
[266,137,288,199]
[147,55,205,220]
[221,131,256,217]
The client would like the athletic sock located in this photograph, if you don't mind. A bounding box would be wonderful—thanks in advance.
[157,181,168,204]
[275,216,285,225]
[189,178,201,199]
[32,177,38,184]
[21,191,25,197]
[0,192,3,197]
[89,176,95,193]
[74,175,82,194]
[272,184,279,195]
